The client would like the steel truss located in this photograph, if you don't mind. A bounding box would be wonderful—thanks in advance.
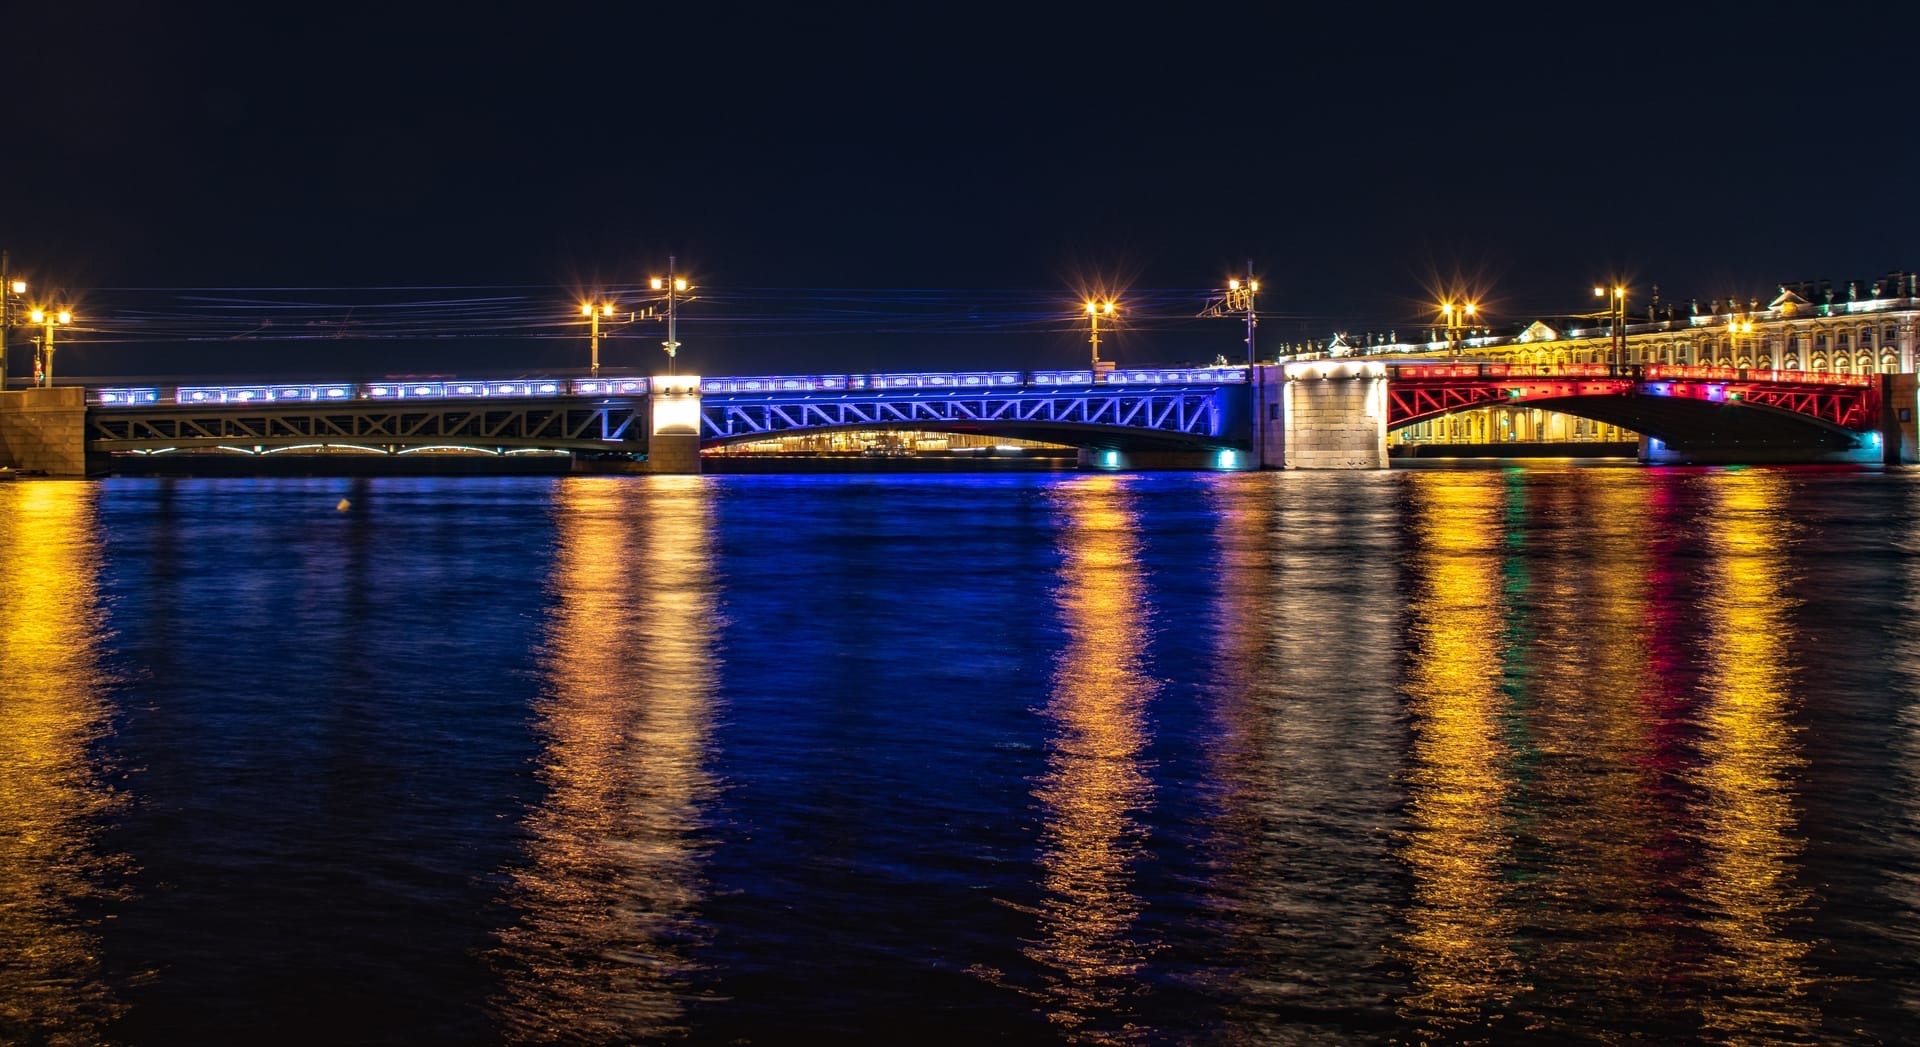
[1736,386,1873,428]
[702,388,1224,441]
[1387,371,1877,431]
[87,398,648,453]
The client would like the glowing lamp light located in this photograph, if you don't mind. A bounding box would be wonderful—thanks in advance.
[8,280,23,294]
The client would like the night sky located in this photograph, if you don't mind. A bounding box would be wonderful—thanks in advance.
[6,3,1918,378]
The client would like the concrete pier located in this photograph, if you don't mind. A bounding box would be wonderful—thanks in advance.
[1256,360,1390,469]
[0,387,99,476]
[644,375,703,474]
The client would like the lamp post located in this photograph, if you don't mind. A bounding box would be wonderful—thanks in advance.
[28,306,72,387]
[579,298,627,378]
[1593,284,1627,365]
[0,252,23,392]
[1440,299,1477,357]
[650,256,693,376]
[1727,314,1753,368]
[1200,261,1260,367]
[1084,298,1117,377]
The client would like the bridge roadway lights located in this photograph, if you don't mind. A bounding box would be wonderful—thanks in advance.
[1076,447,1247,471]
[644,374,703,474]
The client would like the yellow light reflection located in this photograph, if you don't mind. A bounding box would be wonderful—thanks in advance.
[0,482,126,1041]
[1397,473,1524,1030]
[1694,469,1817,1039]
[1027,474,1156,1039]
[491,476,719,1041]
[1515,471,1673,1028]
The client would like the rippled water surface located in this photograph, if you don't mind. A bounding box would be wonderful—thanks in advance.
[5,466,1920,1044]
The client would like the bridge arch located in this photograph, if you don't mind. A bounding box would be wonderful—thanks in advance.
[1389,393,1868,456]
[697,384,1240,453]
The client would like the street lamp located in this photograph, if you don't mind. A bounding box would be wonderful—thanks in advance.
[578,298,630,379]
[1440,299,1477,357]
[1200,262,1260,367]
[1727,314,1754,367]
[649,256,694,376]
[1593,284,1627,365]
[27,305,72,387]
[1084,298,1118,377]
[0,251,24,391]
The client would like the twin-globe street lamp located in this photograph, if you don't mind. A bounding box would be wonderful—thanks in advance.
[1198,263,1260,366]
[1084,298,1117,376]
[651,256,692,376]
[1440,299,1477,357]
[579,299,628,379]
[575,259,695,377]
[28,306,73,386]
[0,266,24,391]
[1594,284,1627,365]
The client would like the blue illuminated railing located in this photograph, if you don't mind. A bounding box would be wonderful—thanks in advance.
[92,367,1248,408]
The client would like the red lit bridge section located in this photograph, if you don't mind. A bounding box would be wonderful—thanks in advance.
[1387,362,1881,455]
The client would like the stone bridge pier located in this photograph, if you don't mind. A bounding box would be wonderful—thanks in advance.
[1251,360,1390,469]
[0,387,100,476]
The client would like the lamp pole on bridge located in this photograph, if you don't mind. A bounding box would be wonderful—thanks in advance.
[0,253,23,391]
[1594,284,1627,365]
[1200,262,1261,367]
[651,257,694,376]
[1084,298,1117,378]
[27,305,72,387]
[1440,299,1477,357]
[579,298,632,379]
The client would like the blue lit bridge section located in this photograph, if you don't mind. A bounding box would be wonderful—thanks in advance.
[86,378,650,455]
[700,367,1248,450]
[79,368,1251,459]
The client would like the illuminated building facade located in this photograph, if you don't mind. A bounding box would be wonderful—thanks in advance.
[1389,271,1920,448]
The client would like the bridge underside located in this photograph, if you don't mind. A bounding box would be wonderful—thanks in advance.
[701,390,1239,453]
[1395,394,1871,459]
[704,420,1231,453]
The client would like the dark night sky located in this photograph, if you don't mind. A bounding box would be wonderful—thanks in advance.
[6,2,1919,378]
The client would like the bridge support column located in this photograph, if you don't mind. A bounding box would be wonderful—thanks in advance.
[1885,372,1919,464]
[644,375,703,474]
[1274,360,1389,469]
[0,387,100,476]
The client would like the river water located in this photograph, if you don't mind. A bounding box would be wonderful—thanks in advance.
[4,466,1920,1045]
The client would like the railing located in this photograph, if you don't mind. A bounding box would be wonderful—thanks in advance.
[92,367,1251,406]
[1387,362,1875,386]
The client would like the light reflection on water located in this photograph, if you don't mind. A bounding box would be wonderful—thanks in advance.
[1025,474,1157,1042]
[1693,470,1817,1041]
[1,468,1917,1043]
[492,476,721,1042]
[1398,473,1525,1035]
[0,483,126,1046]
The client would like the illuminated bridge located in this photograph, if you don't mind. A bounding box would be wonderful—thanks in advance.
[0,360,1901,476]
[77,368,1253,462]
[1384,361,1885,463]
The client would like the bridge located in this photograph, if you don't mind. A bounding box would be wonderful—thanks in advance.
[0,360,1909,475]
